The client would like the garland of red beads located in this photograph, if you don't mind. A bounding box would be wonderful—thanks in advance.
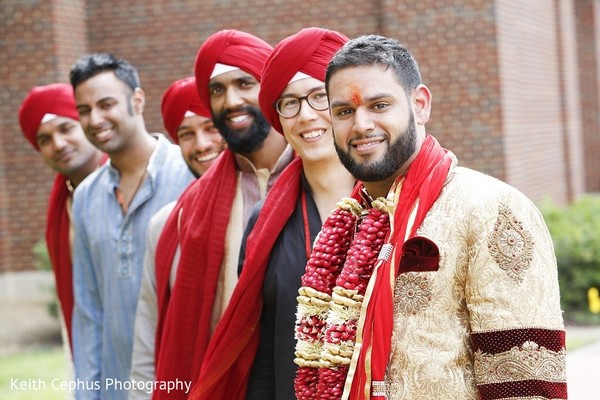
[294,197,361,400]
[294,197,391,400]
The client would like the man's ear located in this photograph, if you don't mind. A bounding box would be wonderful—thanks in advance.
[132,87,145,114]
[412,84,432,125]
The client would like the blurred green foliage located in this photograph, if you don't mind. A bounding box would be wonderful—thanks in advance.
[32,239,58,319]
[540,195,600,324]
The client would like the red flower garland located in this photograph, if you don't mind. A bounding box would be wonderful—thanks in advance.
[294,197,391,400]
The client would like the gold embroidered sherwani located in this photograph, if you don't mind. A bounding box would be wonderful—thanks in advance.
[384,165,566,400]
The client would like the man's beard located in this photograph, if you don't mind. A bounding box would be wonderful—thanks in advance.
[334,113,416,182]
[213,105,271,154]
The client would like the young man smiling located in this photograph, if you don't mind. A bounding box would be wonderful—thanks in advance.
[188,27,355,400]
[160,76,226,178]
[18,83,105,357]
[69,54,194,400]
[293,35,567,400]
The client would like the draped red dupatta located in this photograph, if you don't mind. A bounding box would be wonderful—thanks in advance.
[188,156,303,399]
[46,174,74,348]
[153,149,238,399]
[349,135,453,399]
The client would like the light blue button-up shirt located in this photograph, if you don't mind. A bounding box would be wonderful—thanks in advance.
[71,135,194,400]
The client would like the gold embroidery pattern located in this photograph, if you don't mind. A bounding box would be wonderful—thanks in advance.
[393,273,432,315]
[371,380,388,397]
[487,204,534,283]
[474,341,567,385]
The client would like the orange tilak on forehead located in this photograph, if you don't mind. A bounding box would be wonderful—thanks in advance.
[349,83,363,105]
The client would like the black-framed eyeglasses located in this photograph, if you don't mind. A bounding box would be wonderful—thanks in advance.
[275,87,329,119]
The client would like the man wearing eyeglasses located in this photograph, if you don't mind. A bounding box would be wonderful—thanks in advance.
[188,27,355,400]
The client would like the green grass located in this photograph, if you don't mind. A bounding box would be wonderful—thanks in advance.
[0,347,68,400]
[567,336,598,352]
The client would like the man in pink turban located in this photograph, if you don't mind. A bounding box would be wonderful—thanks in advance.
[151,30,293,400]
[188,27,354,400]
[18,83,106,352]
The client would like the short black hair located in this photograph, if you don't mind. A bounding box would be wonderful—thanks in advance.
[325,34,422,94]
[70,53,141,91]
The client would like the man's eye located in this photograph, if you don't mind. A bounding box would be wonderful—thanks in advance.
[178,131,194,140]
[336,108,353,117]
[210,87,223,96]
[60,124,76,134]
[100,101,115,110]
[281,99,299,109]
[207,125,220,133]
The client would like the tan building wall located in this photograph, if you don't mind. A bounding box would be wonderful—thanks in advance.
[0,0,594,272]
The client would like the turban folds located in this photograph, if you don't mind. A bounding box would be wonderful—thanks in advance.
[161,77,211,143]
[259,27,348,134]
[19,83,80,151]
[194,30,273,110]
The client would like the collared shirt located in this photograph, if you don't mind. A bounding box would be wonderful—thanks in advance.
[214,146,295,328]
[71,134,194,400]
[233,146,295,226]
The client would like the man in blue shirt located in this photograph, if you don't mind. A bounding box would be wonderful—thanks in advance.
[69,53,194,399]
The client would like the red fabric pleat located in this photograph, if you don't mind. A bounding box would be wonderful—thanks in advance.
[153,149,238,400]
[189,156,303,400]
[46,174,74,348]
[350,135,453,399]
[46,153,108,350]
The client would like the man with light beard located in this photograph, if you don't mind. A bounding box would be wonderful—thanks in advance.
[129,76,226,400]
[69,54,194,400]
[150,30,293,400]
[292,34,566,400]
[161,76,226,178]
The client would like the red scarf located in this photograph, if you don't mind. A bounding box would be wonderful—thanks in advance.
[46,154,108,350]
[189,156,303,400]
[46,174,74,348]
[153,149,238,400]
[349,135,453,399]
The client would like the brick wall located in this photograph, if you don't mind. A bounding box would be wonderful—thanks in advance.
[496,0,570,202]
[83,0,381,136]
[556,0,586,200]
[0,0,593,272]
[575,0,600,192]
[381,0,505,179]
[0,0,87,273]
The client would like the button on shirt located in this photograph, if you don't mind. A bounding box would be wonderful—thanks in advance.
[71,135,194,400]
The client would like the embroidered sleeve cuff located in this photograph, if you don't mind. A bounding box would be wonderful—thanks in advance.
[471,328,567,399]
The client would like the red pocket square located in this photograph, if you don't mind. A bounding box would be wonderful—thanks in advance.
[398,236,440,273]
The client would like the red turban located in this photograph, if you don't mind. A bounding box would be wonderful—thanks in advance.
[259,27,348,134]
[19,83,80,151]
[194,30,273,110]
[161,77,212,143]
